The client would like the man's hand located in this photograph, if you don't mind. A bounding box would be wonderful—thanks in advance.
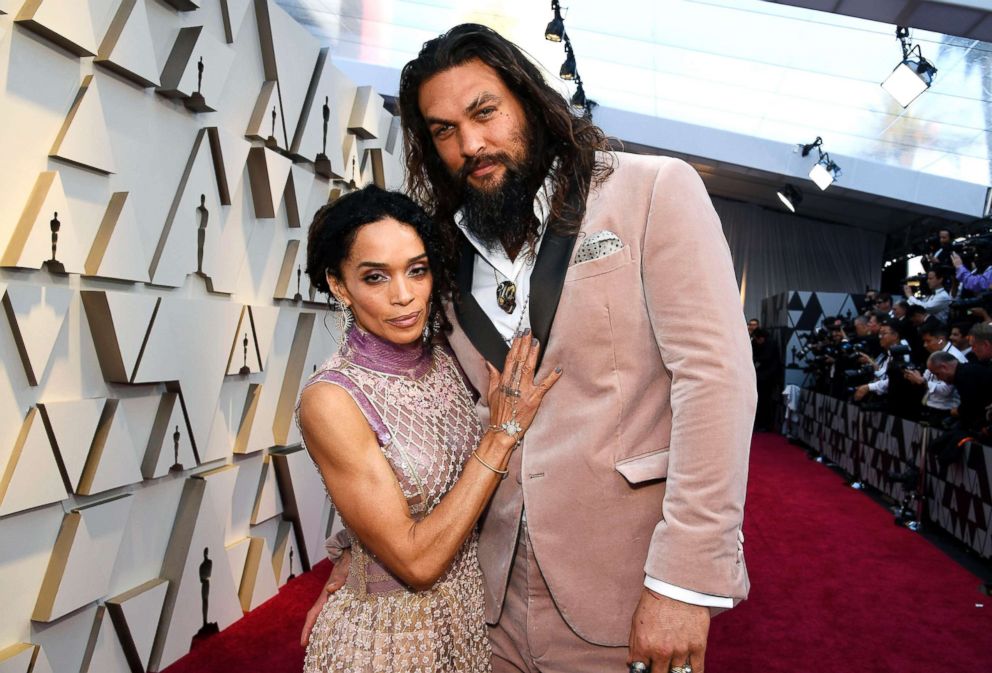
[300,550,351,648]
[951,252,964,269]
[628,589,710,673]
[854,384,870,401]
[903,284,913,298]
[903,369,925,385]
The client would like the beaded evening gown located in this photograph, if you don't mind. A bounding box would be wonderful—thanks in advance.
[298,326,492,673]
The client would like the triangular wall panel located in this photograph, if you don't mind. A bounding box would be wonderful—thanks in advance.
[106,578,169,673]
[80,290,159,384]
[77,399,143,496]
[83,606,131,673]
[15,0,100,57]
[0,643,34,673]
[141,392,195,479]
[95,0,160,88]
[1,171,86,274]
[0,408,67,516]
[85,192,151,282]
[239,536,277,611]
[32,494,133,622]
[49,74,116,174]
[250,455,282,524]
[36,397,106,493]
[0,284,72,387]
[246,146,292,219]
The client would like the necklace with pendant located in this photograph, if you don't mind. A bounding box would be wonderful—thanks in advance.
[494,267,517,314]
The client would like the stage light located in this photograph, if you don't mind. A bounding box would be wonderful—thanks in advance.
[809,156,840,190]
[560,41,577,80]
[571,80,586,109]
[777,184,802,213]
[546,1,565,42]
[799,136,841,191]
[882,26,937,108]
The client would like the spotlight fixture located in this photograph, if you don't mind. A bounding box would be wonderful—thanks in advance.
[799,136,841,191]
[809,155,841,191]
[560,40,577,80]
[545,1,565,42]
[777,184,802,213]
[570,79,586,109]
[881,26,937,108]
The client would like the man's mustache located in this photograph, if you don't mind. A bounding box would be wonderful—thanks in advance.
[457,152,516,183]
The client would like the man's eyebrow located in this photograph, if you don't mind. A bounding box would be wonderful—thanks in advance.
[465,92,501,115]
[424,92,502,127]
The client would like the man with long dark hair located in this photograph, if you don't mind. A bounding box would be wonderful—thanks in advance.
[398,24,755,673]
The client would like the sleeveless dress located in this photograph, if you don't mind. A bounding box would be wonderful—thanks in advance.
[298,326,492,673]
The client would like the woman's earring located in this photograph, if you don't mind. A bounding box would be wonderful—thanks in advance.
[333,296,353,335]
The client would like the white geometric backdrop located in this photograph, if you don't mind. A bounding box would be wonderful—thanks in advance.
[0,2,401,671]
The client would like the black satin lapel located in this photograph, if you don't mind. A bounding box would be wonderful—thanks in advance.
[529,228,578,369]
[454,237,510,371]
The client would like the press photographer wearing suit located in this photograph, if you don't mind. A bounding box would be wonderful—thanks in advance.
[399,24,756,673]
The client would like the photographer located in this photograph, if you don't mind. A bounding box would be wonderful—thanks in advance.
[875,293,894,317]
[904,305,942,366]
[950,244,992,294]
[752,328,782,432]
[950,323,975,362]
[969,322,992,364]
[902,324,966,422]
[921,228,953,271]
[926,352,992,467]
[853,323,914,413]
[903,267,952,323]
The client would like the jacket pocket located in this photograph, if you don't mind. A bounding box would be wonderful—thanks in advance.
[615,447,669,484]
[565,244,632,282]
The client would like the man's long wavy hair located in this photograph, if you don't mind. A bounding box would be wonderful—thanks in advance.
[398,23,614,256]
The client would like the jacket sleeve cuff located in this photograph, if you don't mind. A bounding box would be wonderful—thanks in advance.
[644,575,734,608]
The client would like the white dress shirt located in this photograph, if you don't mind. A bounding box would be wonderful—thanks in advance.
[907,288,951,323]
[922,342,967,410]
[455,189,732,609]
[867,340,911,395]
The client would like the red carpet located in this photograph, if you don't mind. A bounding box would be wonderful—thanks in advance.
[164,433,992,673]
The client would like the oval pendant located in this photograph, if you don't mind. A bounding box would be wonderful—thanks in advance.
[496,281,517,314]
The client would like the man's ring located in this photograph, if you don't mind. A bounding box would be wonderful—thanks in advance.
[670,665,692,673]
[629,664,649,673]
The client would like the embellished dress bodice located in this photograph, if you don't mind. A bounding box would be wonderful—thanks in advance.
[298,327,491,672]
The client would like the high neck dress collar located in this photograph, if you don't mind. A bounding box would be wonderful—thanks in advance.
[340,325,432,378]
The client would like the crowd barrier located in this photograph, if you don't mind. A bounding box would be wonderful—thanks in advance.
[791,389,992,560]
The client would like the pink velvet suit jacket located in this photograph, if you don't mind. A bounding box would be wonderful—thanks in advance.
[445,153,757,646]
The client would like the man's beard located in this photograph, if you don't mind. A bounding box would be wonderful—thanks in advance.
[458,138,542,255]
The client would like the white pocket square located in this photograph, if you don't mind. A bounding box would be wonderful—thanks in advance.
[574,230,623,264]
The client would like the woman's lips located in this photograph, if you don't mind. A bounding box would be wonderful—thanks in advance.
[386,311,422,328]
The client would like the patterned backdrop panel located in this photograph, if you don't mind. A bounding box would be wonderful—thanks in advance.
[926,435,992,558]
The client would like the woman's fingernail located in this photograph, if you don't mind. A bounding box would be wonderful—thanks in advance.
[555,366,563,373]
[532,337,538,346]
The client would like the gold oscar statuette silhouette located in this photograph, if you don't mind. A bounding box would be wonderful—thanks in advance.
[239,332,250,375]
[185,56,214,112]
[170,425,184,472]
[43,211,66,274]
[265,105,279,150]
[314,95,333,178]
[195,547,219,637]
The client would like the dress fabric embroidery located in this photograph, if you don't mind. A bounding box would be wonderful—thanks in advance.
[297,327,491,673]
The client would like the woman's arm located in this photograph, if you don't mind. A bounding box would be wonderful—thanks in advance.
[298,334,558,591]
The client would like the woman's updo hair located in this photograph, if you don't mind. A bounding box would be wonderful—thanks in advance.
[305,184,452,335]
